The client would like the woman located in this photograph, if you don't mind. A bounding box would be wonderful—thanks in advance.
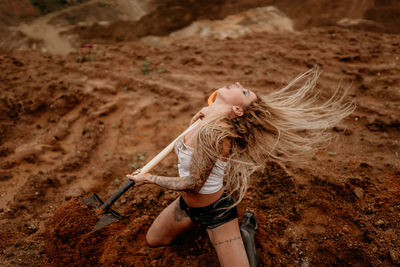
[127,67,355,266]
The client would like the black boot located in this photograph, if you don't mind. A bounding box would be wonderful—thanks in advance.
[240,209,258,267]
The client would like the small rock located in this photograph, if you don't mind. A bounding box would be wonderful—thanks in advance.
[301,258,310,267]
[354,187,364,198]
[344,129,352,136]
[390,248,399,263]
[374,220,385,227]
[359,162,370,168]
[259,198,275,209]
[384,229,395,240]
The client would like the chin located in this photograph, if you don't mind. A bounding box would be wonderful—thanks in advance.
[216,88,226,100]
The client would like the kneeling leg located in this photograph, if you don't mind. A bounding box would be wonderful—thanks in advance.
[207,219,250,267]
[146,197,193,247]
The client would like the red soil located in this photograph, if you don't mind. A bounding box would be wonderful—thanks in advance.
[0,2,400,266]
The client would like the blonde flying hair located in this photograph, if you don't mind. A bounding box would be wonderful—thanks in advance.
[193,66,355,209]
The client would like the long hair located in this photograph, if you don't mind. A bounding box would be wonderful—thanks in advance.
[194,66,355,209]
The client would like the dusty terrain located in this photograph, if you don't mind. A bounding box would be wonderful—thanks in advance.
[0,0,400,266]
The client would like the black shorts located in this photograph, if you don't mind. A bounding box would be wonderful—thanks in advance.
[179,193,238,229]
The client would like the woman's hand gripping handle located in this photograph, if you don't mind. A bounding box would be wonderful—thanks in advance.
[126,169,150,186]
[190,107,207,125]
[126,118,203,187]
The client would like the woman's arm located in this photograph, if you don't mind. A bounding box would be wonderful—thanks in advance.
[127,140,216,192]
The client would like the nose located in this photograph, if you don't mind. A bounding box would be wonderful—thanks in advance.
[226,82,242,90]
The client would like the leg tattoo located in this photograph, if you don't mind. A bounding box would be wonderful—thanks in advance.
[173,201,188,222]
[213,236,241,246]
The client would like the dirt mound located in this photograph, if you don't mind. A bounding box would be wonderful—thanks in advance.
[0,0,152,54]
[0,0,40,27]
[153,6,294,41]
[44,200,100,265]
[0,0,88,27]
[271,0,375,30]
[45,199,97,242]
[69,0,271,45]
[1,0,400,55]
[71,0,400,46]
[44,198,116,266]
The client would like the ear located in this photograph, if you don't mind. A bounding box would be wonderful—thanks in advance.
[232,105,244,117]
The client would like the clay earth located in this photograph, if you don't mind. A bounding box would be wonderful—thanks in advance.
[0,0,399,266]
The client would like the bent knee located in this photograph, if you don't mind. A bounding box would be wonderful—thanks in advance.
[146,231,172,247]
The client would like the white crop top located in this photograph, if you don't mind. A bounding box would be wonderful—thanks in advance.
[174,136,227,194]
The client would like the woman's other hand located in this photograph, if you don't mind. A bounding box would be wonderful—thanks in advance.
[126,169,151,186]
[190,107,208,125]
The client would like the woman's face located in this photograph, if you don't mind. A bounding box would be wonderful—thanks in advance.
[217,82,257,108]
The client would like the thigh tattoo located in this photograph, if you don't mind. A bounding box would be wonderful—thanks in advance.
[173,200,188,222]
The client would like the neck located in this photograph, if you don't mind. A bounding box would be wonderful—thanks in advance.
[205,103,232,118]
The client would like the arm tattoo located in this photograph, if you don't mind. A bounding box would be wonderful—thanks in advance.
[213,236,242,246]
[148,139,217,192]
[188,143,216,192]
[147,175,199,191]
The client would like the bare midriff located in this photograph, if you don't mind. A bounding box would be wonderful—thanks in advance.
[181,188,224,207]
